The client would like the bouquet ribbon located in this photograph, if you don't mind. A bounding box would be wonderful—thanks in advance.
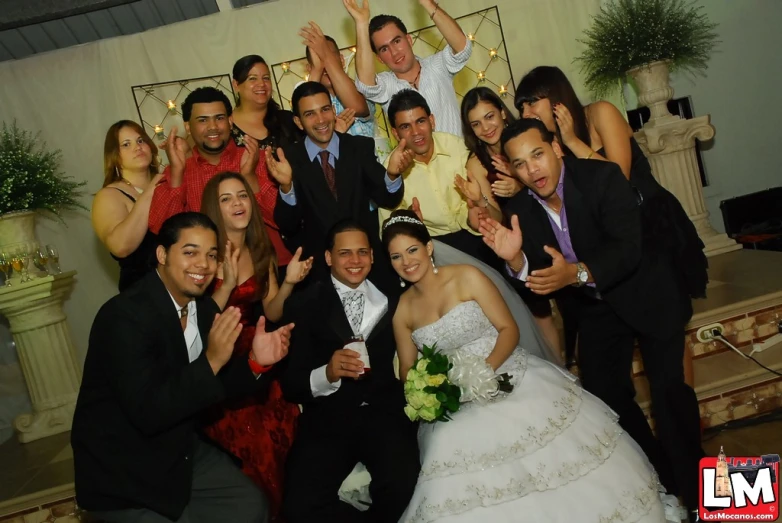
[447,352,513,404]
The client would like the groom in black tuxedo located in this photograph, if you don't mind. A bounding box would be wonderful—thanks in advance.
[72,212,293,523]
[479,119,704,516]
[281,220,420,523]
[267,81,413,289]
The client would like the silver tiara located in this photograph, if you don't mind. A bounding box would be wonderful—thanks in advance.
[383,215,424,230]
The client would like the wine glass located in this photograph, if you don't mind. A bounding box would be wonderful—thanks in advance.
[46,244,61,274]
[10,252,24,282]
[0,253,11,287]
[34,246,49,275]
[17,247,31,282]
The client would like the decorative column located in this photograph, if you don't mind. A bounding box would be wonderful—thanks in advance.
[0,271,82,443]
[629,61,741,257]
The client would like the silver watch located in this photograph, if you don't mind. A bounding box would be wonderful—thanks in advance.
[574,262,588,287]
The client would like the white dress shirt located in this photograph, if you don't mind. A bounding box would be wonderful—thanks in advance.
[355,42,472,137]
[309,276,389,397]
[162,284,202,362]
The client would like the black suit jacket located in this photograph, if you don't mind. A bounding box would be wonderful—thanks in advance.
[72,272,267,519]
[274,133,403,283]
[280,276,404,421]
[504,156,689,337]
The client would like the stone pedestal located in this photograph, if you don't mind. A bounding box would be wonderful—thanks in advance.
[628,60,741,257]
[635,118,742,257]
[0,271,81,443]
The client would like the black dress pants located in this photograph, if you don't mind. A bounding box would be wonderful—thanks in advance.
[572,294,704,511]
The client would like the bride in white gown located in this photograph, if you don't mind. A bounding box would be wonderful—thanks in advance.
[383,211,680,523]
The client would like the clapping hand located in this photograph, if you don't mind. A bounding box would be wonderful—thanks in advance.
[526,246,577,295]
[219,240,241,290]
[251,317,294,366]
[466,199,488,231]
[479,215,523,262]
[454,170,482,203]
[409,197,424,222]
[164,126,190,185]
[206,307,243,373]
[240,135,260,178]
[266,147,293,192]
[491,173,521,199]
[335,108,356,134]
[387,138,414,177]
[284,247,314,284]
[342,0,370,24]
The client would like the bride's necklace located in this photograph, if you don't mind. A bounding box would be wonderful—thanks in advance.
[121,177,144,194]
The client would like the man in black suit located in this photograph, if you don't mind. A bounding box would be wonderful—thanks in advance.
[281,220,420,523]
[267,81,413,288]
[479,119,704,517]
[72,212,294,523]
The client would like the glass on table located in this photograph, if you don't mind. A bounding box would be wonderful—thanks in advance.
[0,253,11,286]
[34,246,49,275]
[46,244,61,274]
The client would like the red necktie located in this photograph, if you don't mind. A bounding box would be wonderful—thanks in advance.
[318,150,337,200]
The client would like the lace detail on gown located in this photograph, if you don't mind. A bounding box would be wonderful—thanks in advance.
[401,300,667,523]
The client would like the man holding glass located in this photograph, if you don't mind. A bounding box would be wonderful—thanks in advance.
[280,219,419,523]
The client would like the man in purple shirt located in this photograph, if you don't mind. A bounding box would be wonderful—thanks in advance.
[479,118,704,521]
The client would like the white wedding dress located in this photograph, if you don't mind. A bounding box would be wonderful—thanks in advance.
[399,300,679,523]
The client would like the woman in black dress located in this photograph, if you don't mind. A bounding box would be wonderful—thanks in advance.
[92,120,161,291]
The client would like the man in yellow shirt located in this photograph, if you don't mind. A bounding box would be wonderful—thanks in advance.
[380,89,496,265]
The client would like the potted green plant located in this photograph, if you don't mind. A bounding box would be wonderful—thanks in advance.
[575,0,718,121]
[0,121,87,252]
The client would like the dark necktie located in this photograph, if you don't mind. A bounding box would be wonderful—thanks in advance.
[318,150,337,200]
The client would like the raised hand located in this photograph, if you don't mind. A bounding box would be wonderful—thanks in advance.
[526,246,577,295]
[335,108,356,134]
[342,0,370,24]
[387,138,414,177]
[219,240,241,290]
[165,127,189,185]
[266,147,293,191]
[479,214,523,262]
[240,135,260,178]
[491,173,522,199]
[553,103,576,147]
[326,348,364,382]
[454,170,482,203]
[490,154,512,176]
[300,22,333,65]
[284,247,314,284]
[409,196,423,222]
[251,317,294,366]
[206,307,243,373]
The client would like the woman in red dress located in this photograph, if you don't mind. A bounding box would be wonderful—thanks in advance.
[201,171,312,521]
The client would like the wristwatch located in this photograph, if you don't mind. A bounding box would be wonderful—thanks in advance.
[574,262,588,287]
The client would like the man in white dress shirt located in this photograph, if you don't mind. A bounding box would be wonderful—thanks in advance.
[281,219,420,523]
[344,0,472,137]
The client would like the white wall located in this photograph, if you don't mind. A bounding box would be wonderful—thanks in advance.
[0,0,600,360]
[622,0,782,233]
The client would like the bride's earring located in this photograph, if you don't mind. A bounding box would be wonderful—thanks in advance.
[399,277,406,288]
[430,256,438,275]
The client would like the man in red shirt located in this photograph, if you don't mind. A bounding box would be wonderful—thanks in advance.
[149,87,292,266]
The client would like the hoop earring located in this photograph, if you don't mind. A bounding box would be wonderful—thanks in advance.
[431,256,438,275]
[399,277,406,288]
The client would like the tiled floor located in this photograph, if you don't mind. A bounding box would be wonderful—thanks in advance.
[0,431,73,510]
[0,416,779,521]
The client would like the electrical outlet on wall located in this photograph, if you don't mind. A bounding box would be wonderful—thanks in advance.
[696,323,725,343]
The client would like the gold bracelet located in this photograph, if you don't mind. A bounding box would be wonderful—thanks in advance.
[585,151,594,160]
